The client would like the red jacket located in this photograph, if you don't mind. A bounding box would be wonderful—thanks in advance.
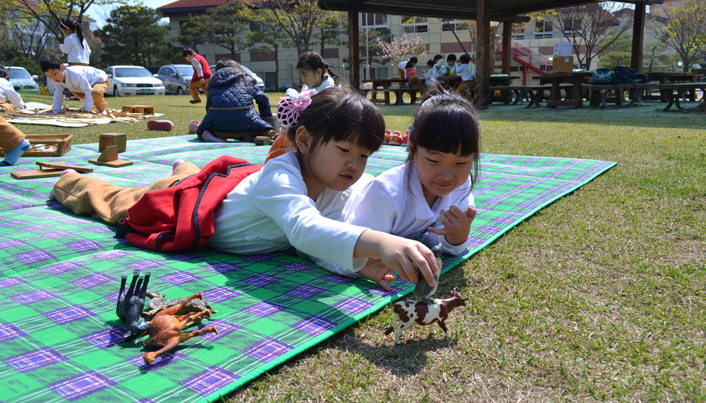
[190,53,212,82]
[116,156,262,252]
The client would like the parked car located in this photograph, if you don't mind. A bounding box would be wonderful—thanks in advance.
[7,66,40,94]
[104,65,166,97]
[156,64,195,95]
[46,64,107,96]
[209,64,265,91]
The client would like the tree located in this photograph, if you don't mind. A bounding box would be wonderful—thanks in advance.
[643,42,673,72]
[191,3,253,61]
[535,3,633,69]
[10,0,115,42]
[0,15,53,64]
[376,33,429,64]
[260,0,332,55]
[597,34,632,67]
[176,18,207,54]
[312,10,343,56]
[649,0,706,71]
[94,6,177,67]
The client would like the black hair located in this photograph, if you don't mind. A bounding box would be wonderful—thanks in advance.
[447,54,457,62]
[296,51,338,85]
[459,54,471,64]
[405,60,417,69]
[61,18,85,48]
[287,87,384,155]
[409,57,418,64]
[407,86,481,188]
[0,65,7,79]
[426,59,434,67]
[433,54,443,62]
[39,55,63,73]
[215,59,254,90]
[183,47,196,57]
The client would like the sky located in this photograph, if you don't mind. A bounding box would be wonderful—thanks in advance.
[88,0,175,27]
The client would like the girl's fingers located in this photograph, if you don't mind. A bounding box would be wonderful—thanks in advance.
[427,226,451,235]
[410,245,438,285]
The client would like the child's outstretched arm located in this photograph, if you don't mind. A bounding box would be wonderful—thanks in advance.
[353,230,438,287]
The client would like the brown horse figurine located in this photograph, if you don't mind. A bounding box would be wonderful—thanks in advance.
[141,293,218,365]
[385,288,468,344]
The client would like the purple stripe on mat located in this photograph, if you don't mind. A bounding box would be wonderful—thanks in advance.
[4,347,69,373]
[181,366,240,396]
[48,370,117,401]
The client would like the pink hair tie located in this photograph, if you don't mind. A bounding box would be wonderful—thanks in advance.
[277,88,317,130]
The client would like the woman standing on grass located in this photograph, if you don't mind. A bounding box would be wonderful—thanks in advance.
[59,18,91,66]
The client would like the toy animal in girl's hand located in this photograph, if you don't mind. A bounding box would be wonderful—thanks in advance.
[384,287,468,344]
[142,292,218,365]
[116,270,150,339]
[142,291,217,318]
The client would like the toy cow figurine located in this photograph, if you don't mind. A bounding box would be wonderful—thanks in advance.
[385,288,468,344]
[141,292,218,365]
[116,270,150,339]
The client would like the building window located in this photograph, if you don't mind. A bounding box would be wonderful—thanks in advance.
[534,20,554,38]
[563,18,582,34]
[511,23,526,39]
[441,19,469,32]
[249,22,263,32]
[402,16,428,34]
[361,13,388,28]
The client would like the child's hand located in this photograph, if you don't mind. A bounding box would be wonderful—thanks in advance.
[354,231,439,287]
[357,258,396,291]
[428,206,477,246]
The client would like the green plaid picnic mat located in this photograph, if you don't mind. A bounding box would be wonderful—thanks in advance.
[0,135,616,402]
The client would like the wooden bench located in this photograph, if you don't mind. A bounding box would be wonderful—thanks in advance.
[582,83,655,110]
[361,87,429,105]
[658,82,706,111]
[489,85,575,107]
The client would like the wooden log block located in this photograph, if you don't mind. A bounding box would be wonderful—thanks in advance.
[98,145,118,162]
[133,105,155,115]
[36,161,93,173]
[122,106,136,113]
[122,105,144,114]
[88,158,133,168]
[99,133,127,153]
[11,169,64,180]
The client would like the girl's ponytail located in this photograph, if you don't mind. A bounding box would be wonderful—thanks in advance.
[322,61,339,84]
[61,18,85,49]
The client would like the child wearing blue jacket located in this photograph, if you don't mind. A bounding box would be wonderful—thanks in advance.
[197,60,275,142]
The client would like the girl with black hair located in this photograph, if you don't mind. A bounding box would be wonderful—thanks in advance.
[59,18,91,66]
[296,51,339,92]
[48,87,439,291]
[330,87,480,272]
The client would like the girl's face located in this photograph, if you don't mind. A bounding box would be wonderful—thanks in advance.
[411,145,474,207]
[298,130,371,200]
[298,68,323,88]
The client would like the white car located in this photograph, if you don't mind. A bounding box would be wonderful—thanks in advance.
[105,65,166,97]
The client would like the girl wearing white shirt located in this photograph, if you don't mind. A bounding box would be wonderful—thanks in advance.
[59,19,91,66]
[455,54,476,96]
[49,87,439,291]
[319,88,480,285]
[297,51,339,91]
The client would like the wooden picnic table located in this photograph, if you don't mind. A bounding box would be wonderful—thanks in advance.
[436,74,520,103]
[533,72,594,108]
[646,72,703,101]
[364,78,426,105]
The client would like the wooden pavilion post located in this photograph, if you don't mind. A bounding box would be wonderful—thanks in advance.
[348,8,360,90]
[630,3,646,72]
[476,0,491,108]
[502,22,512,74]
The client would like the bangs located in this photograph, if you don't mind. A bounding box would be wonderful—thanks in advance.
[414,103,480,156]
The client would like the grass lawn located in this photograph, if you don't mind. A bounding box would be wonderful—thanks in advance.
[10,94,706,401]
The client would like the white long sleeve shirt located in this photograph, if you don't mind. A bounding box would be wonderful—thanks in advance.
[208,151,372,274]
[59,33,91,64]
[457,63,475,81]
[346,161,474,255]
[0,78,24,108]
[51,66,108,113]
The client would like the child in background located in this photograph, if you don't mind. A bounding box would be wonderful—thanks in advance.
[424,59,437,88]
[404,59,423,87]
[446,54,458,75]
[196,59,274,143]
[397,57,418,80]
[455,54,476,96]
[317,87,480,286]
[297,51,339,92]
[0,65,25,111]
[58,18,91,66]
[0,65,30,166]
[49,87,439,290]
[267,51,340,161]
[40,55,109,114]
[184,47,212,104]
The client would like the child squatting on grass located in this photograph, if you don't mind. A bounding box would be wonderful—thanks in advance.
[0,65,30,167]
[317,87,480,288]
[40,55,110,115]
[48,87,439,290]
